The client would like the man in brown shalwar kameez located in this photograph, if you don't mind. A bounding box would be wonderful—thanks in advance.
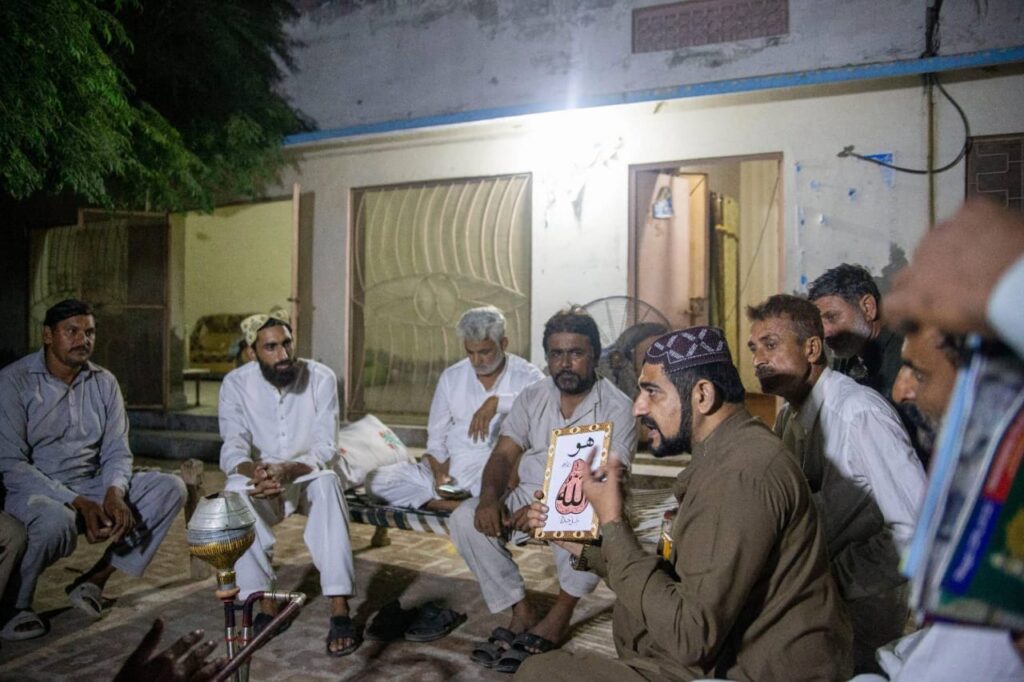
[517,326,852,681]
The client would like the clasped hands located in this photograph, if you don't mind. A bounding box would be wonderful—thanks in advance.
[73,486,135,544]
[247,462,306,499]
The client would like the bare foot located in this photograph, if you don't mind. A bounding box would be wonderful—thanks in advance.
[507,599,538,634]
[522,591,578,652]
[327,596,357,655]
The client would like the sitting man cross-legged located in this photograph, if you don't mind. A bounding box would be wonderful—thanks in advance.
[0,299,186,639]
[746,295,927,674]
[451,306,637,674]
[366,306,543,511]
[518,326,852,681]
[219,311,358,657]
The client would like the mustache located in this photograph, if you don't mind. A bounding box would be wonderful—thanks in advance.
[71,346,90,353]
[754,366,775,379]
[639,416,660,431]
[274,360,294,369]
[556,370,580,381]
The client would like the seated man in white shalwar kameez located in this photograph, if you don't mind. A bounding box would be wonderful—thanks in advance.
[219,311,358,657]
[366,306,543,512]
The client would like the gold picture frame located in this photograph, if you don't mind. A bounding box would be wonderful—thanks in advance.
[533,421,613,543]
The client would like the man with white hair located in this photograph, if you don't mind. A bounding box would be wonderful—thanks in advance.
[366,306,543,512]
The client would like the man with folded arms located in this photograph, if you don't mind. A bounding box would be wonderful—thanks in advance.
[519,327,851,681]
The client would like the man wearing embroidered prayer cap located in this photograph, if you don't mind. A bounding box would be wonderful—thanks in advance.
[219,309,360,657]
[519,325,852,681]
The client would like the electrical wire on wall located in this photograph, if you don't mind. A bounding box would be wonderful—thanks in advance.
[836,76,970,175]
[835,0,971,180]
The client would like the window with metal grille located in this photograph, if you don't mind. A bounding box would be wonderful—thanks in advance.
[967,133,1024,215]
[348,174,532,422]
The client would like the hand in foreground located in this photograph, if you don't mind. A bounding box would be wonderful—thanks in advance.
[580,451,626,526]
[114,618,227,682]
[72,496,112,543]
[474,497,507,538]
[885,199,1024,335]
[526,491,584,556]
[468,396,499,442]
[509,504,533,533]
[103,487,135,543]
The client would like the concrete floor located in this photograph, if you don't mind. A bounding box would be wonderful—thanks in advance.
[0,460,620,681]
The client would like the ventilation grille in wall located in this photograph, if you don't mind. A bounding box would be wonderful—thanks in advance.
[633,0,789,54]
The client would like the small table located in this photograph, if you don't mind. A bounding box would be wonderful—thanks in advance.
[182,369,221,407]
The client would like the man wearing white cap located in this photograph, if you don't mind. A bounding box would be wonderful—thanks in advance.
[219,310,358,657]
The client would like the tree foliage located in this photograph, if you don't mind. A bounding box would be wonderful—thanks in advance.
[0,0,308,211]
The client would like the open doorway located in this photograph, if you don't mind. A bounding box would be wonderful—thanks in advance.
[169,198,296,412]
[629,155,782,424]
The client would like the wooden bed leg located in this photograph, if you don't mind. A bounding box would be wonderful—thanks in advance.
[370,526,391,548]
[180,458,213,580]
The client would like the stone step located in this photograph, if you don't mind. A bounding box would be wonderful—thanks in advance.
[128,410,219,433]
[130,429,222,463]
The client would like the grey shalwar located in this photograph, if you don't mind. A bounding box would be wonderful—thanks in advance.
[0,350,185,609]
[449,377,637,612]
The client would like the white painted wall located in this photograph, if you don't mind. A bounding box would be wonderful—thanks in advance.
[283,0,1024,131]
[269,69,1024,383]
[177,201,293,355]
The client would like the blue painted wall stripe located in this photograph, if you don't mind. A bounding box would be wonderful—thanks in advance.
[284,46,1024,147]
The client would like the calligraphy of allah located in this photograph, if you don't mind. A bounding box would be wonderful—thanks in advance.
[556,458,590,514]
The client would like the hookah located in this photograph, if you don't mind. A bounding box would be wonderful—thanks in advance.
[186,492,306,682]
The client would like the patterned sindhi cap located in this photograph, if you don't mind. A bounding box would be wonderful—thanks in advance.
[240,307,291,346]
[644,326,732,373]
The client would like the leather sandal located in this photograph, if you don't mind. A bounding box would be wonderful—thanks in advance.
[326,615,362,657]
[470,626,516,668]
[495,632,556,674]
[403,602,466,642]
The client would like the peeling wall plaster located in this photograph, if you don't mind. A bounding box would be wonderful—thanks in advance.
[282,0,1024,132]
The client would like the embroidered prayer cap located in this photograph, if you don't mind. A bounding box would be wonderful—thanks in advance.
[240,307,291,346]
[644,326,732,373]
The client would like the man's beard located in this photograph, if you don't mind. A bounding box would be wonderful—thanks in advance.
[753,364,806,395]
[475,352,505,376]
[826,320,873,359]
[641,401,693,457]
[259,358,298,388]
[554,369,596,395]
[754,365,788,395]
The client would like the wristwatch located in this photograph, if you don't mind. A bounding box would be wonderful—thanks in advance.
[569,549,590,572]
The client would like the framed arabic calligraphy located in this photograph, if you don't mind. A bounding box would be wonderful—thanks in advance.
[534,421,613,543]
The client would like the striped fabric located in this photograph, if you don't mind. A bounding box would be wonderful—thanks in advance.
[346,490,451,534]
[345,487,678,544]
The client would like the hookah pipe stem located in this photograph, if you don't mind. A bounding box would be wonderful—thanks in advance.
[223,599,238,661]
[213,592,307,682]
